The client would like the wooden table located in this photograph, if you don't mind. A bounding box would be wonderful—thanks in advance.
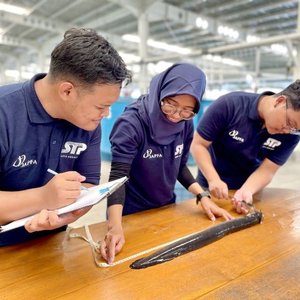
[1,188,300,299]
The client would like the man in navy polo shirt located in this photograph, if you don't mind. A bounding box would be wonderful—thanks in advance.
[191,80,300,213]
[0,28,131,246]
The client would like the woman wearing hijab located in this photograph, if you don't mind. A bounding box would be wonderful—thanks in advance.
[100,63,232,264]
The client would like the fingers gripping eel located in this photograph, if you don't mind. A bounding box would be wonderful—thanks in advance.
[130,211,263,269]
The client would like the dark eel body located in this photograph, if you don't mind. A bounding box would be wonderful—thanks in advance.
[130,211,263,269]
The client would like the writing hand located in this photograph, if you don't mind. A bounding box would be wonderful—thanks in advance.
[42,171,86,209]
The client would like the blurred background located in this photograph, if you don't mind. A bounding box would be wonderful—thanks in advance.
[1,0,300,93]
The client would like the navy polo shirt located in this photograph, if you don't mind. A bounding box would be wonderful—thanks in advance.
[110,106,193,215]
[196,91,300,189]
[0,74,101,245]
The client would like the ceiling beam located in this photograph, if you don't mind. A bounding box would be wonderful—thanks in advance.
[0,11,68,34]
[208,32,300,53]
[142,32,300,63]
[0,34,37,49]
[85,8,130,29]
[221,0,297,22]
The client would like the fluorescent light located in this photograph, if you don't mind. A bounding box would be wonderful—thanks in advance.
[270,44,288,55]
[122,34,191,55]
[196,17,208,30]
[122,34,140,43]
[148,39,191,54]
[203,54,243,67]
[119,51,140,63]
[0,2,30,16]
[246,74,253,83]
[218,25,239,40]
[246,35,260,43]
[222,58,243,67]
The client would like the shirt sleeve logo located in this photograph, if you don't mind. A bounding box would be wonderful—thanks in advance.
[263,138,281,150]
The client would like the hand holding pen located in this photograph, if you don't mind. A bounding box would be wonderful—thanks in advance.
[47,169,88,190]
[41,169,88,210]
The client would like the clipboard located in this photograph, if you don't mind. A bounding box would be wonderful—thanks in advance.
[0,176,128,233]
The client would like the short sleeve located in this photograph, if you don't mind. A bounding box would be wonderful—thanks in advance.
[196,96,231,142]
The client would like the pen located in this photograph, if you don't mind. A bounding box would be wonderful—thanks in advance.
[47,168,88,190]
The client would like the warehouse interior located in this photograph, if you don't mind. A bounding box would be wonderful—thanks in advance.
[2,2,300,298]
[1,0,300,93]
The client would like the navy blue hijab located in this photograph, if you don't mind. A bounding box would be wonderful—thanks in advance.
[137,63,206,145]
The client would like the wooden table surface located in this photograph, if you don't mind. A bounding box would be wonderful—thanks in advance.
[1,188,300,300]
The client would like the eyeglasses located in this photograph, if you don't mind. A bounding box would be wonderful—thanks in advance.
[161,99,195,120]
[285,102,300,135]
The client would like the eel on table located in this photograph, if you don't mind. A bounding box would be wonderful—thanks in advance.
[130,210,263,269]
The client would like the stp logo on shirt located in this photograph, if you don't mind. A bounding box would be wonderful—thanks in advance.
[61,141,87,155]
[263,138,281,150]
[175,144,184,158]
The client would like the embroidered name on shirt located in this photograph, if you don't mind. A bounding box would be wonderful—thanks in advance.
[175,144,184,158]
[143,149,163,159]
[229,130,244,142]
[263,138,281,150]
[13,155,37,168]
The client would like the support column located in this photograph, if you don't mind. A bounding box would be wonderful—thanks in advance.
[254,47,261,92]
[0,64,3,84]
[293,0,300,79]
[138,12,149,94]
[38,47,46,73]
[16,56,21,82]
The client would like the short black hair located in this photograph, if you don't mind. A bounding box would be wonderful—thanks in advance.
[49,28,132,86]
[278,79,300,111]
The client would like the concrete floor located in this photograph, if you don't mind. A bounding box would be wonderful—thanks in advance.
[69,150,300,229]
